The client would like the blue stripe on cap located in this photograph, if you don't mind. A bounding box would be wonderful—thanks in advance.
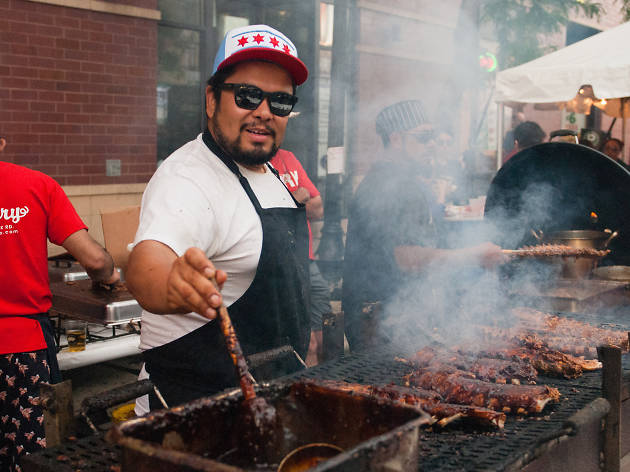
[212,34,228,75]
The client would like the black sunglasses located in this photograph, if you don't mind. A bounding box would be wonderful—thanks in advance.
[404,130,435,144]
[216,83,298,117]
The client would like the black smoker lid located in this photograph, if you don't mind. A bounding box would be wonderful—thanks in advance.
[484,142,630,265]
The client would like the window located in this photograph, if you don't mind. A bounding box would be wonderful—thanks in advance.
[157,26,202,163]
[156,0,318,176]
[158,0,203,26]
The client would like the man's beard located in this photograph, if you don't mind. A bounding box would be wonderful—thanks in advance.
[211,114,278,166]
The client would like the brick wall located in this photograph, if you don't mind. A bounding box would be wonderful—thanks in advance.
[0,0,158,185]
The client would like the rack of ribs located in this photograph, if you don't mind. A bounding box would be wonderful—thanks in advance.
[466,341,601,379]
[402,369,560,414]
[403,346,538,384]
[319,380,506,429]
[471,325,604,371]
[512,307,630,353]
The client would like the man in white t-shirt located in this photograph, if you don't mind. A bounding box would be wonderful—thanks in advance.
[126,24,311,413]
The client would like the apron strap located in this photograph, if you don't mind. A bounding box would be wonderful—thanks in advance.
[201,129,304,212]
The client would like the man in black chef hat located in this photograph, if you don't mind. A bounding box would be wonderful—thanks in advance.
[342,100,507,351]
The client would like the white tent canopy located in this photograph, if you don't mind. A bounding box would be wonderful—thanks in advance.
[495,21,630,104]
[493,21,630,168]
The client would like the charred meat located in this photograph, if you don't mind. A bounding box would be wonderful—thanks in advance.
[403,369,560,414]
[320,380,506,429]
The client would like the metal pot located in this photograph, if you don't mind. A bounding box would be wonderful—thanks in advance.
[545,230,618,249]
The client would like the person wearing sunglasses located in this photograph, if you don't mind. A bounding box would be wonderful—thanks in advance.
[342,100,507,352]
[126,25,312,414]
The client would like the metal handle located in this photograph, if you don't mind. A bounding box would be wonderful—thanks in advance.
[603,230,619,248]
[549,129,579,143]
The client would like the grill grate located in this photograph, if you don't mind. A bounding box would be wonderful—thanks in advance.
[22,313,630,472]
[282,340,626,471]
[20,435,120,472]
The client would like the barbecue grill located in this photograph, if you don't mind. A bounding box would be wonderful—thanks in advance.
[24,144,630,470]
[485,142,630,266]
[22,310,630,472]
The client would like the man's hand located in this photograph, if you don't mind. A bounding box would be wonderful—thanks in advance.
[166,247,228,319]
[472,242,509,269]
[395,242,509,273]
[101,268,122,286]
[126,241,228,318]
[62,229,117,283]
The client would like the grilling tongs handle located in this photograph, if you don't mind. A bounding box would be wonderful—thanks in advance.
[209,275,257,401]
[217,304,257,401]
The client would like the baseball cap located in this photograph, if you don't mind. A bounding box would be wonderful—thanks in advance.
[212,24,308,85]
[375,100,429,139]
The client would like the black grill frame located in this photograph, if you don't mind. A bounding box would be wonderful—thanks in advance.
[283,344,615,471]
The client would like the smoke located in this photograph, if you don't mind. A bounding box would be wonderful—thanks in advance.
[367,179,569,356]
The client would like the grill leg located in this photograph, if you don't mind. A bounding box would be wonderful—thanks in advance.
[40,380,75,448]
[322,311,344,362]
[598,346,622,472]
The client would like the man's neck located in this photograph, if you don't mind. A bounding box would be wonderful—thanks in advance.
[240,162,267,173]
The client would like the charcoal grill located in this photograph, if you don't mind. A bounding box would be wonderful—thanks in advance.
[297,349,619,471]
[109,380,430,471]
[21,311,630,472]
[484,142,630,266]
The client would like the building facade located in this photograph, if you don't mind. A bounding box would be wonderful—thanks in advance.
[0,0,627,255]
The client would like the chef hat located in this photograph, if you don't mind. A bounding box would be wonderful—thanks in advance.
[375,100,429,143]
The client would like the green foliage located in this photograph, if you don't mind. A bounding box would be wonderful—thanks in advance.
[619,0,630,20]
[481,0,603,69]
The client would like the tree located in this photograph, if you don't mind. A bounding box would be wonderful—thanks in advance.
[480,0,630,69]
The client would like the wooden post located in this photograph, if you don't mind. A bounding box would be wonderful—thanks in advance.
[40,380,74,448]
[598,346,622,472]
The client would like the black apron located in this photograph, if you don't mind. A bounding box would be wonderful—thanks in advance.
[5,313,63,384]
[143,131,310,409]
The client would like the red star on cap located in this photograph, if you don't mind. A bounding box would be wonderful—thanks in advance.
[282,44,291,54]
[237,35,249,47]
[269,36,280,48]
[252,33,265,44]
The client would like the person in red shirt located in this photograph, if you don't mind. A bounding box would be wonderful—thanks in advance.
[270,149,330,365]
[0,135,119,472]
